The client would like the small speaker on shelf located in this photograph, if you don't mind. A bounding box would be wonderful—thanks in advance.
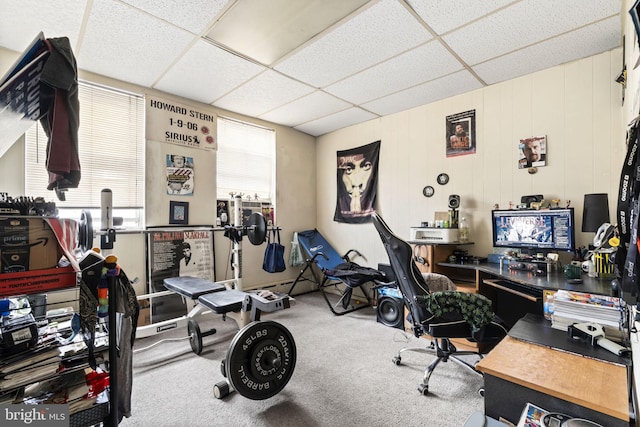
[448,194,460,209]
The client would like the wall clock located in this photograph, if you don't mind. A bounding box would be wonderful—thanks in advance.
[437,173,449,185]
[423,186,434,197]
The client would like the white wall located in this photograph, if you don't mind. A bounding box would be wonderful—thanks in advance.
[316,49,625,269]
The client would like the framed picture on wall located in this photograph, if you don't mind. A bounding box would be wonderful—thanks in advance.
[169,201,189,225]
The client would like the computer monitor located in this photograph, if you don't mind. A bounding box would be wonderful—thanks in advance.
[491,208,576,254]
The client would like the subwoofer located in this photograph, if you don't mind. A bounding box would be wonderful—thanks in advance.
[376,296,404,329]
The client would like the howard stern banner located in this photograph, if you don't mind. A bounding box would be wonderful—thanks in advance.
[334,140,380,223]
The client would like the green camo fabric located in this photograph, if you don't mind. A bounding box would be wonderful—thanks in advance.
[425,291,494,333]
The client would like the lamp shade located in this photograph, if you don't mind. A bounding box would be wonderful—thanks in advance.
[582,193,610,232]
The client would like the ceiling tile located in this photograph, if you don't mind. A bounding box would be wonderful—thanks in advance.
[0,0,87,52]
[362,70,483,116]
[274,0,433,87]
[259,91,352,127]
[294,107,377,137]
[154,39,265,104]
[406,0,516,34]
[78,0,195,87]
[443,0,621,65]
[473,16,621,85]
[214,70,315,118]
[325,40,463,104]
[206,0,369,65]
[121,0,230,34]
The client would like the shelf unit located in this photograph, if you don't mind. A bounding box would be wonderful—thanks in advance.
[0,234,119,426]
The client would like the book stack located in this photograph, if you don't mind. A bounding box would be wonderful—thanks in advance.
[551,290,626,341]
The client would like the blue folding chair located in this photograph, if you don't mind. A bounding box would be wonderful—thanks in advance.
[287,229,388,315]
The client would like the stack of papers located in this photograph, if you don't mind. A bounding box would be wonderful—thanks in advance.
[552,290,625,341]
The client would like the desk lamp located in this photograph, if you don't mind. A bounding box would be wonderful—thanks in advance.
[582,193,610,248]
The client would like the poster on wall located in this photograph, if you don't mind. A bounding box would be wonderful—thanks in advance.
[166,154,194,195]
[146,95,217,150]
[445,109,476,157]
[334,140,380,224]
[146,227,215,323]
[518,135,547,169]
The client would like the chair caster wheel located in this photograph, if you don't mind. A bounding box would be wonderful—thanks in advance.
[214,381,231,399]
[478,388,485,397]
[417,384,429,395]
[392,357,401,365]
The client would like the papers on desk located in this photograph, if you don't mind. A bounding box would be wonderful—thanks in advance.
[551,290,626,341]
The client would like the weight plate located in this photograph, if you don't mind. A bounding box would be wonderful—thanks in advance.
[78,210,94,252]
[226,320,296,400]
[247,212,267,245]
[188,319,203,355]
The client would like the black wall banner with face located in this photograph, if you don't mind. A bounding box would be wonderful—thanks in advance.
[334,140,380,224]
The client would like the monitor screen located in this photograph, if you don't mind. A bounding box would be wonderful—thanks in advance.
[491,208,576,253]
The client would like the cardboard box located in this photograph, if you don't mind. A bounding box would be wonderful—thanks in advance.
[0,217,61,273]
[137,298,151,328]
[0,266,76,297]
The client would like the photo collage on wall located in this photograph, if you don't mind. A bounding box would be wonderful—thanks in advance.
[166,154,195,195]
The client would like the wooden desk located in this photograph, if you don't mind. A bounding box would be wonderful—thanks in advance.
[476,335,629,426]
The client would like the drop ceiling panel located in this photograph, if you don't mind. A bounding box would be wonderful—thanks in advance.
[259,91,352,127]
[274,0,433,88]
[406,0,516,34]
[443,0,621,65]
[78,0,195,87]
[0,0,87,52]
[206,0,370,65]
[121,0,230,34]
[362,70,483,116]
[326,40,464,105]
[154,39,265,104]
[215,70,316,117]
[294,107,377,136]
[474,16,621,85]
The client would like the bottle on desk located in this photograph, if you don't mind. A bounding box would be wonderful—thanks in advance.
[459,217,469,243]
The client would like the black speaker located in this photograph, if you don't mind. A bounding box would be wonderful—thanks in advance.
[448,194,460,209]
[377,296,404,329]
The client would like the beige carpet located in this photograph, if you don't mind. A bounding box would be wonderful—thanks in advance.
[119,291,484,427]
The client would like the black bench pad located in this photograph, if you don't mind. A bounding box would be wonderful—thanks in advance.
[163,276,226,299]
[198,289,247,314]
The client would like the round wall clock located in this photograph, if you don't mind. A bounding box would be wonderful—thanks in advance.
[423,186,434,197]
[437,173,449,185]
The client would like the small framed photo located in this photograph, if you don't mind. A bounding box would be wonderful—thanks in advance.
[169,201,189,225]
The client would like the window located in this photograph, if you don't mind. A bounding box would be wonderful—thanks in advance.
[25,81,145,229]
[216,116,275,202]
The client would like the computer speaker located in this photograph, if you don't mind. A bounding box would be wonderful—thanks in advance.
[376,296,404,329]
[448,194,460,209]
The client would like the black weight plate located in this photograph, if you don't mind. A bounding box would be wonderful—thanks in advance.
[226,320,296,400]
[78,210,94,252]
[247,212,267,245]
[188,319,203,355]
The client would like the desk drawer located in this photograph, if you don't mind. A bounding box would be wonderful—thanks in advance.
[482,279,542,302]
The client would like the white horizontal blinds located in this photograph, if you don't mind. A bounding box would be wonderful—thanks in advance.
[217,116,275,200]
[25,82,145,209]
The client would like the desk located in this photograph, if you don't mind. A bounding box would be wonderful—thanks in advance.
[438,261,615,328]
[476,321,630,426]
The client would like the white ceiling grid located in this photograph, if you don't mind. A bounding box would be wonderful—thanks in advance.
[0,0,623,137]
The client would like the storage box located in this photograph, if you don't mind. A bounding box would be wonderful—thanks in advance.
[137,298,151,327]
[0,217,61,273]
[0,266,76,297]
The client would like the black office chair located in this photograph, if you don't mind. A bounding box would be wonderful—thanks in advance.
[371,212,508,395]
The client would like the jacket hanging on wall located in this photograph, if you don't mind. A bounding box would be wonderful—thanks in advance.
[263,228,286,273]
